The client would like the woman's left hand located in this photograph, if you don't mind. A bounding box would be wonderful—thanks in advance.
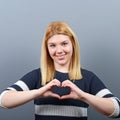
[60,80,85,100]
[60,80,114,116]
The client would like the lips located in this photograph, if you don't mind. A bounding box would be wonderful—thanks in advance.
[56,54,66,60]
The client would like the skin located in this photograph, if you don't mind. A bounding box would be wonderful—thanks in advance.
[47,34,73,72]
[1,34,114,116]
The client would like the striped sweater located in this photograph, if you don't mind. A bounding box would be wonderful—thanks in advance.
[0,68,120,120]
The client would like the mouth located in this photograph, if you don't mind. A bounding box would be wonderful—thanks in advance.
[56,54,66,60]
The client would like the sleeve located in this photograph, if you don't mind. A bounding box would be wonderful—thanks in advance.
[90,73,120,118]
[6,69,40,91]
[0,69,41,108]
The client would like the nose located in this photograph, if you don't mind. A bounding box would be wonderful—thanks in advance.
[56,45,63,54]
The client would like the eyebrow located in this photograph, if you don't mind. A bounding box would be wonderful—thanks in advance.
[47,42,55,45]
[48,40,69,44]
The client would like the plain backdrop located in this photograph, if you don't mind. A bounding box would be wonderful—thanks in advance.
[0,0,120,120]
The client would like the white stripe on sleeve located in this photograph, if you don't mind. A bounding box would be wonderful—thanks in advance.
[0,90,9,108]
[96,89,112,97]
[14,80,29,91]
[6,87,17,91]
[108,97,120,118]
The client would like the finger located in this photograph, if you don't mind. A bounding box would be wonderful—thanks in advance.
[45,79,60,90]
[62,80,70,86]
[62,80,73,88]
[45,91,60,99]
[60,94,72,99]
[51,79,61,86]
[51,93,60,99]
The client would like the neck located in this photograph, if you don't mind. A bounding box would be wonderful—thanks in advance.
[55,68,69,73]
[55,65,69,73]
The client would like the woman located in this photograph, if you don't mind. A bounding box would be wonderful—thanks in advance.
[0,21,120,120]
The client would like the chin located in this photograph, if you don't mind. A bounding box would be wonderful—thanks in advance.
[58,62,67,66]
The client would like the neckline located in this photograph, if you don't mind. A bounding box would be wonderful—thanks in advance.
[55,70,68,74]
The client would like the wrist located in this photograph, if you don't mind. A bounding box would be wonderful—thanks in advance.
[77,90,87,100]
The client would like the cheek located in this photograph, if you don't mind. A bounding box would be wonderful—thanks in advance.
[48,48,55,57]
[66,46,73,55]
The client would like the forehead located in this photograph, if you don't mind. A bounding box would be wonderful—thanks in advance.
[47,34,71,43]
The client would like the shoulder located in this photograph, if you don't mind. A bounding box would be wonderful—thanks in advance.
[80,68,108,95]
[31,68,41,76]
[21,68,41,80]
[29,68,41,74]
[80,68,103,85]
[20,68,42,89]
[81,68,96,79]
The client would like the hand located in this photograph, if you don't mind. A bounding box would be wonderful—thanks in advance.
[37,79,85,100]
[60,80,85,100]
[37,79,61,99]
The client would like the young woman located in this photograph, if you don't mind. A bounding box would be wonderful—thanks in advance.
[0,21,120,120]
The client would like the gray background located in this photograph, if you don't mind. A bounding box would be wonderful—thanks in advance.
[0,0,120,120]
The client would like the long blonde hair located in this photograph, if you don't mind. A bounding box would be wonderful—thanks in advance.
[41,21,82,85]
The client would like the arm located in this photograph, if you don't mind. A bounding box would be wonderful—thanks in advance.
[81,92,114,116]
[61,80,120,117]
[0,79,60,108]
[0,89,39,108]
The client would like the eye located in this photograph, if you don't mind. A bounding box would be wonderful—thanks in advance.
[49,44,55,48]
[62,42,68,46]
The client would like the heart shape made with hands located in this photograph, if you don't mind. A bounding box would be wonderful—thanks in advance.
[52,86,71,96]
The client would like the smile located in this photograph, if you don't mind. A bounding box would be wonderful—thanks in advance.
[56,55,66,60]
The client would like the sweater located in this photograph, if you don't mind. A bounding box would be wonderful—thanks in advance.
[1,68,120,120]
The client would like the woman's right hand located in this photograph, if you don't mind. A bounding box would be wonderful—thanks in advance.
[37,79,61,99]
[1,79,61,108]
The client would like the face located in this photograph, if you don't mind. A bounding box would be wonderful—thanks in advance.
[47,34,73,70]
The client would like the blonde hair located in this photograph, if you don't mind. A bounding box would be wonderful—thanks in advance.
[41,21,82,85]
